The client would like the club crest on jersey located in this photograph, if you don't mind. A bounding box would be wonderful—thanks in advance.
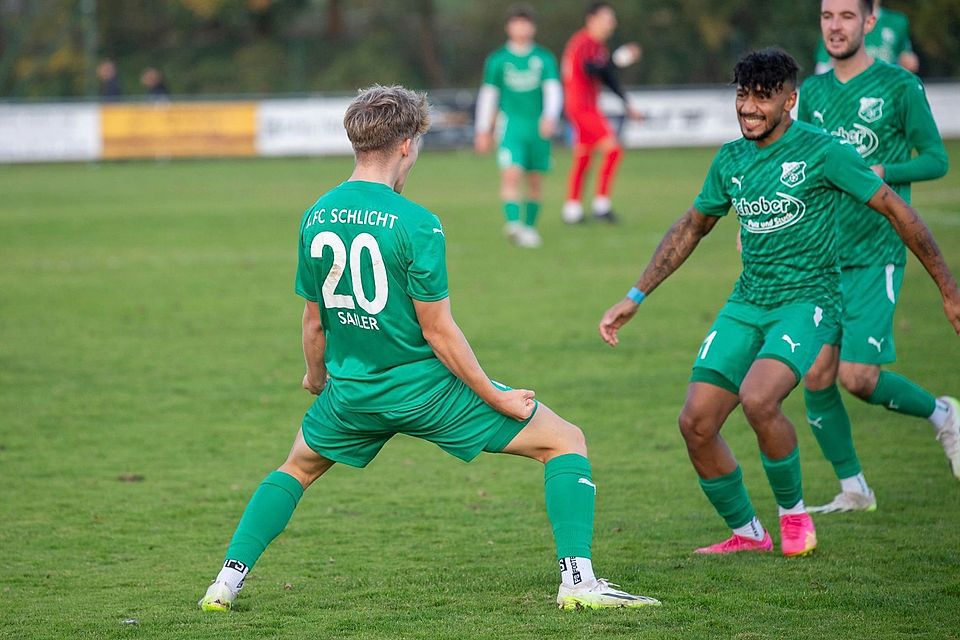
[779,161,806,188]
[858,97,884,123]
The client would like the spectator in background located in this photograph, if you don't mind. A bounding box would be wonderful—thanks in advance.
[814,0,919,74]
[97,59,122,101]
[141,67,170,100]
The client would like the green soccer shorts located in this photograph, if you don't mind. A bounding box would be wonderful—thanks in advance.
[301,378,538,468]
[497,120,551,172]
[690,300,841,394]
[838,264,904,365]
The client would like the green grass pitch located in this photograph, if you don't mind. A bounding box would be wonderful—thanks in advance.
[1,143,959,639]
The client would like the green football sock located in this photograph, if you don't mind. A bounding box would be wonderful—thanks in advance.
[867,370,937,418]
[760,447,803,510]
[224,470,304,569]
[503,201,521,223]
[524,201,541,227]
[805,385,862,480]
[698,466,756,529]
[544,453,594,560]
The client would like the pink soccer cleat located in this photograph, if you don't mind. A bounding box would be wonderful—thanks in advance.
[694,531,773,554]
[780,513,817,557]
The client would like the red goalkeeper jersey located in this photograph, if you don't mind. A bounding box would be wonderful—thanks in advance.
[561,28,608,113]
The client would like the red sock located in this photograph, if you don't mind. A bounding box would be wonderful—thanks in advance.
[567,145,593,202]
[597,146,623,197]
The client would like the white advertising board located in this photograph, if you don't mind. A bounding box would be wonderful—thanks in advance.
[0,104,101,163]
[256,98,353,156]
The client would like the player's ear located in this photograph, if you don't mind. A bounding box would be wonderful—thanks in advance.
[399,138,413,157]
[784,88,798,113]
[863,12,877,35]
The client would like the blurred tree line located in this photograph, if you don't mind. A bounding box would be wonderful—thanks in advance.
[1,0,958,99]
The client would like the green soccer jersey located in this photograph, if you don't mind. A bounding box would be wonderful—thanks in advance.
[482,44,559,125]
[799,60,947,267]
[694,121,884,316]
[295,180,454,412]
[815,8,913,68]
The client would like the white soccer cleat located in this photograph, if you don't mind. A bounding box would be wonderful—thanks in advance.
[808,490,877,514]
[503,221,525,243]
[557,578,661,610]
[935,396,960,479]
[516,226,542,248]
[198,581,238,612]
[562,200,584,224]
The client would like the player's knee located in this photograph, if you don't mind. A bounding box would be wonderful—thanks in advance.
[838,369,876,400]
[739,389,778,425]
[558,423,588,456]
[803,362,837,391]
[678,407,714,450]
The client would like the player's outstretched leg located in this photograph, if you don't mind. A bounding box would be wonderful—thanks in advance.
[592,137,623,223]
[199,429,334,611]
[499,403,660,609]
[679,381,772,554]
[841,363,960,479]
[740,360,816,557]
[563,144,592,224]
[803,347,876,514]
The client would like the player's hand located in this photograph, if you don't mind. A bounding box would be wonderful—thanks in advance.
[612,43,642,68]
[474,132,493,154]
[302,373,325,395]
[870,164,885,180]
[736,232,742,254]
[943,288,960,335]
[539,117,557,140]
[599,298,640,347]
[495,388,536,421]
[626,104,645,122]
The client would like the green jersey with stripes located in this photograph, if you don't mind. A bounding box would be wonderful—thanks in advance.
[815,8,913,68]
[482,44,560,126]
[295,180,454,412]
[694,121,884,316]
[799,60,947,267]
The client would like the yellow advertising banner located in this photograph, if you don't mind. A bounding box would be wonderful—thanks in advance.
[100,102,256,159]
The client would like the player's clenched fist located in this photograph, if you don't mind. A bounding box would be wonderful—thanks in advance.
[495,388,537,420]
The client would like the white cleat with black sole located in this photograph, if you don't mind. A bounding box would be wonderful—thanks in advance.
[557,578,661,610]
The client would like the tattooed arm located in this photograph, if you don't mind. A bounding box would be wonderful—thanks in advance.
[599,208,719,346]
[867,184,960,334]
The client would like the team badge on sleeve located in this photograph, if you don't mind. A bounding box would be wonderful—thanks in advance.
[858,97,884,123]
[779,161,807,188]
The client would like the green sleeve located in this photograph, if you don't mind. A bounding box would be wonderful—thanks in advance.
[404,216,449,302]
[482,53,501,89]
[542,50,560,81]
[883,79,949,185]
[692,150,731,217]
[824,141,885,204]
[814,40,829,65]
[294,216,319,302]
[797,83,811,124]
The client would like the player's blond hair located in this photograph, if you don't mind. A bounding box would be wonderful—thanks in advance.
[343,85,431,155]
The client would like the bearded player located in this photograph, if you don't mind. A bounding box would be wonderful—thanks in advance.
[561,2,642,224]
[798,0,956,515]
[199,85,660,612]
[599,49,960,556]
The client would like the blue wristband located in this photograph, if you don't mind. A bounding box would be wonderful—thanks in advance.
[627,287,646,304]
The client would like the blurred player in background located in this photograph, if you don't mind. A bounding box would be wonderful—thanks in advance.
[561,2,642,224]
[598,48,960,556]
[200,84,660,613]
[799,0,955,515]
[475,4,562,249]
[814,0,918,74]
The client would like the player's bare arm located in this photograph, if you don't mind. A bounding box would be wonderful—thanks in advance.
[599,207,718,346]
[867,184,960,333]
[414,297,535,420]
[301,300,327,394]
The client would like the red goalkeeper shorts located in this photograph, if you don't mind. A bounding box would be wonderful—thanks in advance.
[567,108,613,146]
